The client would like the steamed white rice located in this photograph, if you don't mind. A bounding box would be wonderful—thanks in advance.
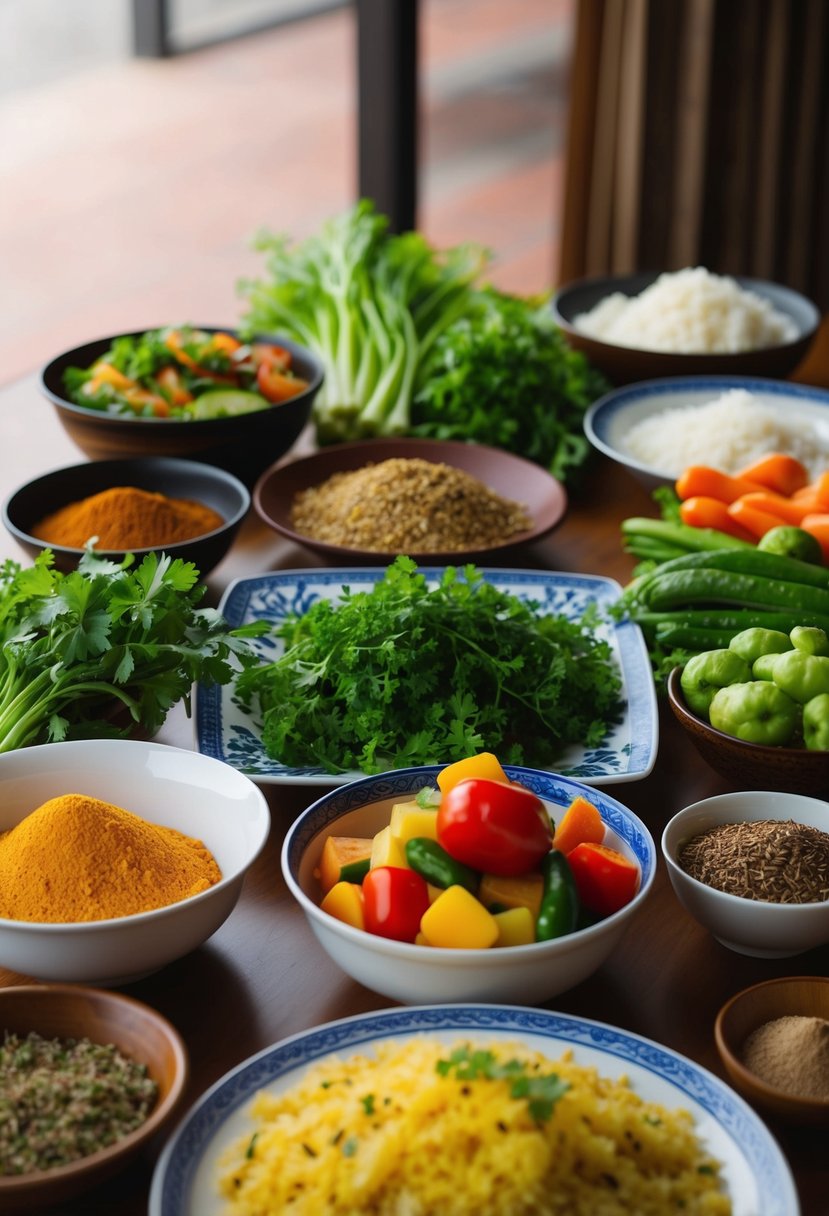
[573,267,798,353]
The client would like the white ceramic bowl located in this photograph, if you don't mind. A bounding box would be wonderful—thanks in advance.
[282,766,656,1005]
[661,790,829,958]
[584,375,829,490]
[0,739,270,984]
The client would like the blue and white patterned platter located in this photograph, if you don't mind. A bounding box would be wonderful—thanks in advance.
[149,1003,799,1216]
[195,567,658,786]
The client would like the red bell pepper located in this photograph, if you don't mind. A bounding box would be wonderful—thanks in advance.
[566,842,639,917]
[436,778,552,877]
[362,866,430,942]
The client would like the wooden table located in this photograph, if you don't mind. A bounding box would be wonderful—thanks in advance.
[1,369,828,1215]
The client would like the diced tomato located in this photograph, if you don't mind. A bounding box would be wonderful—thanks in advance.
[156,366,194,407]
[566,842,639,917]
[362,866,430,942]
[251,343,292,371]
[436,778,552,877]
[256,361,308,403]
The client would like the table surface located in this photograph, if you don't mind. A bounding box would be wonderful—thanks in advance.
[1,358,829,1216]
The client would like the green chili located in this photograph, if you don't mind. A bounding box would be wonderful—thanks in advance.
[404,838,480,894]
[535,850,579,942]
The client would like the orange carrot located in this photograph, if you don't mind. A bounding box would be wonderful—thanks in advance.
[726,498,787,539]
[810,471,829,509]
[552,795,605,856]
[734,452,810,497]
[799,514,829,563]
[678,496,756,540]
[675,465,765,504]
[730,490,815,526]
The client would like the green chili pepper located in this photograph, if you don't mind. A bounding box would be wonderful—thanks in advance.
[633,548,829,589]
[339,857,371,884]
[642,570,829,616]
[404,837,479,893]
[535,850,579,942]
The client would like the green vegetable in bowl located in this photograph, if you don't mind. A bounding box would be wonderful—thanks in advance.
[757,524,823,564]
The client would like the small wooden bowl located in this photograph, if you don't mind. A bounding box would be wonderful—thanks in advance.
[715,976,829,1124]
[0,984,188,1212]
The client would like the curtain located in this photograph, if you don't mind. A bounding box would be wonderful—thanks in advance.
[558,0,829,311]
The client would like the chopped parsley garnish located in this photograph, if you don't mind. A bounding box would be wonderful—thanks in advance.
[360,1094,376,1116]
[436,1046,570,1125]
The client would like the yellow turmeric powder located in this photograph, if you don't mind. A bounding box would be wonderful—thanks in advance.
[0,793,222,922]
[31,485,224,551]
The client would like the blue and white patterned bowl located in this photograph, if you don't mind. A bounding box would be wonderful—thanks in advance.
[282,767,657,1005]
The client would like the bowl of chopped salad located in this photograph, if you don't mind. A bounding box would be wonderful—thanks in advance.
[281,755,657,1005]
[39,325,324,486]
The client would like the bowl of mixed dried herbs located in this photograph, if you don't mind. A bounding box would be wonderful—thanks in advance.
[0,983,187,1212]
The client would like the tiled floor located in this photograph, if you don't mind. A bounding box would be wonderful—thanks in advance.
[0,0,574,386]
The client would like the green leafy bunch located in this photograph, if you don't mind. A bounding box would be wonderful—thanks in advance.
[411,286,610,485]
[0,550,263,752]
[234,556,622,775]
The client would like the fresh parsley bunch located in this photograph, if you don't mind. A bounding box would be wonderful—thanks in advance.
[411,287,610,485]
[0,549,263,751]
[235,556,622,775]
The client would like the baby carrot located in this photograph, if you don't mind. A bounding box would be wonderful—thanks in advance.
[675,465,764,504]
[678,496,756,540]
[734,452,810,497]
[731,490,815,526]
[799,514,829,563]
[726,498,788,540]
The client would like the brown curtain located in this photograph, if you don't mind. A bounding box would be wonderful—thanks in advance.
[558,0,829,310]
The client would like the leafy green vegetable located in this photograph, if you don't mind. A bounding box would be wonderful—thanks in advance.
[435,1045,570,1124]
[238,200,488,442]
[0,549,263,751]
[234,556,622,775]
[411,287,609,484]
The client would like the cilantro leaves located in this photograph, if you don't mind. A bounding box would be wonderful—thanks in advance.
[436,1046,570,1124]
[235,557,622,774]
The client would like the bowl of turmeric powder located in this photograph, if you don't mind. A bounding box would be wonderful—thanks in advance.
[2,456,250,575]
[0,738,270,985]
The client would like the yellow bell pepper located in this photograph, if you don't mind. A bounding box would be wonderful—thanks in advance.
[389,802,439,843]
[369,825,408,870]
[420,885,498,949]
[493,905,536,947]
[437,752,509,795]
[320,882,365,930]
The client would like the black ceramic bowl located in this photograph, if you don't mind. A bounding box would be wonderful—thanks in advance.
[552,273,819,386]
[39,328,324,486]
[3,456,250,576]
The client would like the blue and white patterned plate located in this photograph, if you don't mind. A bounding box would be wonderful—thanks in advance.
[195,567,658,786]
[149,1003,799,1216]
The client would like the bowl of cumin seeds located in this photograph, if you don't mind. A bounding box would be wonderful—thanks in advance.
[253,437,568,564]
[661,789,829,957]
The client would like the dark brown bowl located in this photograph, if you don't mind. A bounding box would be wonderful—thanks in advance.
[552,273,819,386]
[2,456,249,576]
[252,437,568,565]
[0,984,188,1212]
[667,666,829,796]
[715,977,829,1124]
[39,328,324,487]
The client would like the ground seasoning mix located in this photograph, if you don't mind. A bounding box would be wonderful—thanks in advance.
[0,1030,158,1175]
[289,457,532,552]
[31,485,224,550]
[740,1015,829,1101]
[0,793,222,922]
[677,819,829,902]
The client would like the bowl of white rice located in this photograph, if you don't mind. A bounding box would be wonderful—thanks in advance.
[584,376,829,490]
[552,269,819,386]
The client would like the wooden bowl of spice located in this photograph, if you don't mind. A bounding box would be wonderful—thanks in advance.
[0,983,188,1212]
[661,789,829,957]
[2,456,250,576]
[715,976,829,1124]
[253,437,567,565]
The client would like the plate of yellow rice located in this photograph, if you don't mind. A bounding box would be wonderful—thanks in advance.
[149,1004,798,1216]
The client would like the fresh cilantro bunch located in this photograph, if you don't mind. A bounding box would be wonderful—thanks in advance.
[0,550,263,751]
[411,288,610,485]
[234,556,622,775]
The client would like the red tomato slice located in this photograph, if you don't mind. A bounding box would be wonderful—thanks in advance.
[566,842,639,917]
[362,866,430,942]
[436,778,552,877]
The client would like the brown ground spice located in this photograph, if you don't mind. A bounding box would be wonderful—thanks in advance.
[290,457,532,552]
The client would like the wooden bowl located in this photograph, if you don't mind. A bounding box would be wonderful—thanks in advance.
[667,667,829,796]
[715,976,829,1124]
[253,436,568,565]
[0,984,188,1212]
[552,272,819,386]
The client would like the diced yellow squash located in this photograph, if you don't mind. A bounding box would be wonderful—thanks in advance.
[389,802,439,843]
[370,825,408,870]
[317,835,373,896]
[493,906,536,947]
[320,882,364,930]
[420,885,499,949]
[437,752,509,795]
[478,871,544,921]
